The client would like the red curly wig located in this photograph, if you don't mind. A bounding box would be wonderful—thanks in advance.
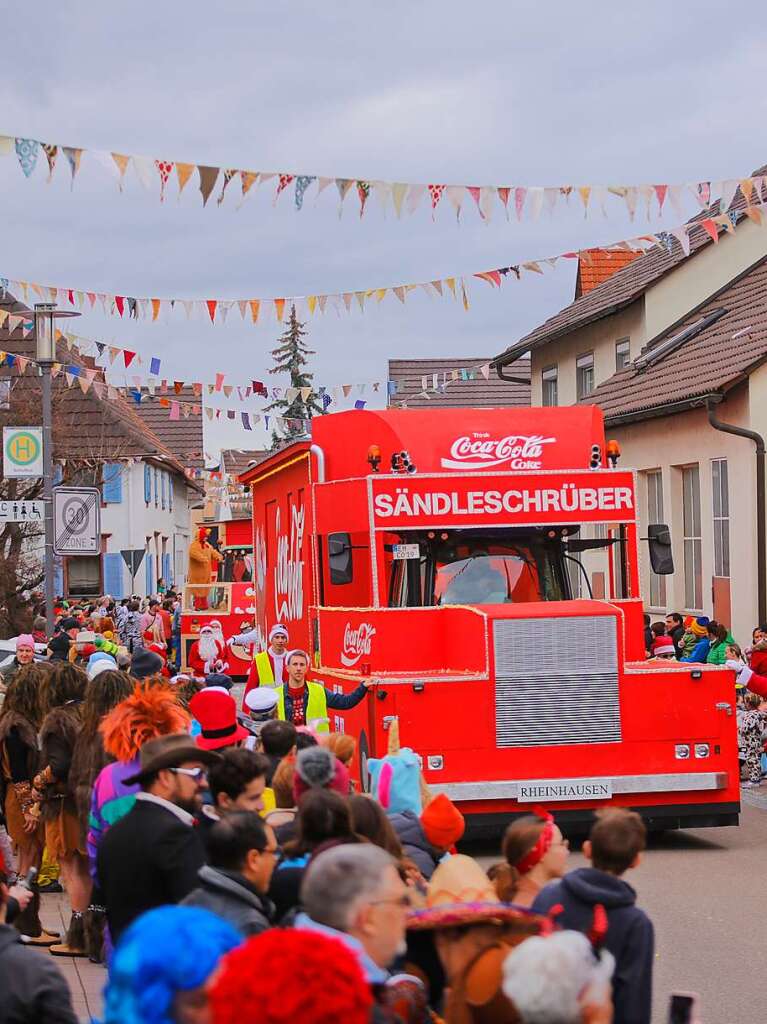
[100,683,191,762]
[209,929,373,1024]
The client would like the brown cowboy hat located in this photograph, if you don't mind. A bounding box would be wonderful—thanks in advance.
[123,732,221,785]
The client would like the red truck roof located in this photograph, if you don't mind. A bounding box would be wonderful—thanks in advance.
[239,407,606,485]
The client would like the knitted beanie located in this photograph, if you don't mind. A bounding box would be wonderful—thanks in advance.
[293,746,350,800]
[420,793,466,849]
[690,616,710,637]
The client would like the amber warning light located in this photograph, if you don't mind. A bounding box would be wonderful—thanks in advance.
[606,439,621,468]
[367,445,382,472]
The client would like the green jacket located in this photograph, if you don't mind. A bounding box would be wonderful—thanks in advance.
[706,634,734,665]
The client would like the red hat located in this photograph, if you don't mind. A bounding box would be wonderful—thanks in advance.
[198,527,209,542]
[420,793,466,850]
[189,689,249,751]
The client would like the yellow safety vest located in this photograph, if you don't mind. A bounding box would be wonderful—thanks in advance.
[276,682,329,733]
[254,650,276,686]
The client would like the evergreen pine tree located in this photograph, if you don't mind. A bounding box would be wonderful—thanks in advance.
[265,304,324,448]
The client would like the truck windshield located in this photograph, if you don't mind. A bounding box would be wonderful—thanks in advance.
[389,532,567,607]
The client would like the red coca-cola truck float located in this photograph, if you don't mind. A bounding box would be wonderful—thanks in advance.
[238,407,740,832]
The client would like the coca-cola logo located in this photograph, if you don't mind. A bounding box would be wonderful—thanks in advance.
[341,621,376,667]
[441,433,556,471]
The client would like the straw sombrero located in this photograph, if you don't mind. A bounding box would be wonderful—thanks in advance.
[407,855,547,933]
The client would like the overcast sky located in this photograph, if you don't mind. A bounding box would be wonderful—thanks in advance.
[1,1,766,458]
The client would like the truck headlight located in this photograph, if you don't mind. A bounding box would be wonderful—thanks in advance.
[694,743,710,759]
[675,744,691,760]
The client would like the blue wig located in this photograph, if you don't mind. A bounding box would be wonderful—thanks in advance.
[101,905,241,1024]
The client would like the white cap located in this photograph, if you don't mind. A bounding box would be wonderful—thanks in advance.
[245,687,279,712]
[269,624,289,641]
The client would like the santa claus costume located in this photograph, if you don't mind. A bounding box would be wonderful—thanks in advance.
[187,625,229,678]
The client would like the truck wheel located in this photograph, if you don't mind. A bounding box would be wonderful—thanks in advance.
[358,729,371,792]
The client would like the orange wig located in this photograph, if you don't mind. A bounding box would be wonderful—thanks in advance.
[100,683,191,763]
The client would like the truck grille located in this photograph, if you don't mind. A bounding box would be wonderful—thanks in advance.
[493,615,622,748]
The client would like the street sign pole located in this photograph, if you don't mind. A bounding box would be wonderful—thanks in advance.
[41,361,55,637]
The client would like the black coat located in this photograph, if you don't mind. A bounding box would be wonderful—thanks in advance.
[532,868,654,1024]
[182,865,273,936]
[0,924,77,1023]
[97,796,206,944]
[669,624,685,657]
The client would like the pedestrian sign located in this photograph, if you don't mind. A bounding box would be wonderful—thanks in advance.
[53,487,101,555]
[3,427,43,477]
[0,499,45,523]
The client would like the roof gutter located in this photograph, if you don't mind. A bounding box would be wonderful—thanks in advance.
[706,395,766,625]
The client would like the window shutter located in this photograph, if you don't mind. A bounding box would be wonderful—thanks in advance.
[161,470,167,510]
[144,463,151,504]
[154,467,159,508]
[168,472,174,511]
[103,552,125,599]
[146,552,154,596]
[102,463,123,504]
[163,552,172,586]
[53,465,64,486]
[54,558,64,598]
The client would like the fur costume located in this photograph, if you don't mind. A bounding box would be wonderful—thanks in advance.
[37,703,82,821]
[101,906,240,1024]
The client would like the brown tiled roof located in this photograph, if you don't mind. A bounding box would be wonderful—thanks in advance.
[135,385,204,470]
[388,357,530,409]
[221,448,269,475]
[585,255,767,424]
[575,249,642,298]
[0,300,202,490]
[493,167,767,367]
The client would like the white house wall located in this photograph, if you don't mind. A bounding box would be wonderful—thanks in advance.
[99,462,195,597]
[609,386,757,644]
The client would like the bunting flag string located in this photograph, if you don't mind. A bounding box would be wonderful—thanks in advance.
[44,326,493,405]
[2,198,764,329]
[0,331,494,422]
[1,132,764,225]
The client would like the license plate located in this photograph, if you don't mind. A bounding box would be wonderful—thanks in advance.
[392,543,420,560]
[517,778,613,802]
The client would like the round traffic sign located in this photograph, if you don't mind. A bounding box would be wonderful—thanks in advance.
[5,431,41,467]
[61,496,90,536]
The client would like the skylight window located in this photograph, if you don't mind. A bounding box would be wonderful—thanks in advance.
[633,308,728,371]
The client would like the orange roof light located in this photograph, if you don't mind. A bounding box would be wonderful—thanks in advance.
[606,439,621,467]
[367,444,382,472]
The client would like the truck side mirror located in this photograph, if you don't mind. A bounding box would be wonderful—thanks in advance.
[328,532,353,585]
[647,523,674,575]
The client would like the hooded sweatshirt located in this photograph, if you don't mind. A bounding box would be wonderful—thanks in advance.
[388,810,441,879]
[532,868,653,1024]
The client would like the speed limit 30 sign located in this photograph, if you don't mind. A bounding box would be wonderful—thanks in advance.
[53,487,101,556]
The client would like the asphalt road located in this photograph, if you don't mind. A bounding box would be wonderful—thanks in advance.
[471,794,767,1024]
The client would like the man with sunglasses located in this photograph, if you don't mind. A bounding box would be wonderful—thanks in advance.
[97,734,220,944]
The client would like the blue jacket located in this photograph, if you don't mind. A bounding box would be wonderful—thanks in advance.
[681,637,710,663]
[533,868,653,1024]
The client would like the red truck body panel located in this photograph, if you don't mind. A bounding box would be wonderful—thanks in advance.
[240,408,740,831]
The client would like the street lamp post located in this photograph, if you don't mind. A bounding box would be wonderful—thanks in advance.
[33,303,80,636]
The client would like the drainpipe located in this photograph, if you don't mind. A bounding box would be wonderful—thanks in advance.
[706,395,766,624]
[495,363,531,385]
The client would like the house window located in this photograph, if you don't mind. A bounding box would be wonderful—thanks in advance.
[542,365,558,407]
[646,470,666,608]
[682,465,703,610]
[615,338,631,371]
[711,458,730,578]
[576,352,594,400]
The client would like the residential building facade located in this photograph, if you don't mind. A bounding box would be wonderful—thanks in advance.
[492,171,767,642]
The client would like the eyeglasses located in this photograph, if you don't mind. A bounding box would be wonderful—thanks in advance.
[370,893,411,909]
[168,767,207,781]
